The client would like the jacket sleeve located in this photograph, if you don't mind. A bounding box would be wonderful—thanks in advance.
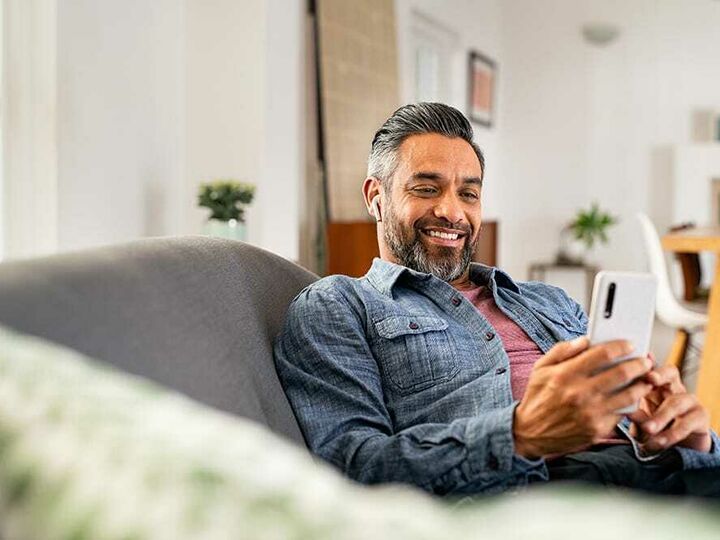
[565,289,589,332]
[675,431,720,468]
[273,286,547,496]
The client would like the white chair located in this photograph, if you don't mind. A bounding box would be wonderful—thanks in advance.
[636,213,707,374]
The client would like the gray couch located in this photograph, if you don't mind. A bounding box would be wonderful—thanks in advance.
[4,237,720,540]
[0,236,317,447]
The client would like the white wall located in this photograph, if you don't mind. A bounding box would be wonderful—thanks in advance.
[185,0,266,243]
[497,0,593,279]
[262,0,303,261]
[56,0,185,251]
[0,1,5,258]
[498,0,720,279]
[2,0,58,259]
[395,0,504,223]
[395,0,720,283]
[10,0,720,274]
[5,0,303,262]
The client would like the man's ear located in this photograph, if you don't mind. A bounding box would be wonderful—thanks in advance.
[362,177,383,222]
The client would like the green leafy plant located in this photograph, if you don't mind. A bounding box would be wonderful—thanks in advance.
[198,180,255,223]
[569,202,618,249]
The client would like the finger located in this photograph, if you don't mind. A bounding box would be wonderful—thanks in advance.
[534,336,590,367]
[588,356,653,393]
[644,365,685,393]
[643,408,709,452]
[626,408,651,424]
[638,386,665,409]
[642,394,698,435]
[603,381,654,414]
[568,340,634,376]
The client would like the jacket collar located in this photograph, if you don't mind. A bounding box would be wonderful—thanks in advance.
[365,258,520,297]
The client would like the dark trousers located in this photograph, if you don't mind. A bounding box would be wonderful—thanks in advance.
[546,445,720,498]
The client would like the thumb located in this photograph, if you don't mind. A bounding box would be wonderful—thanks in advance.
[535,336,589,368]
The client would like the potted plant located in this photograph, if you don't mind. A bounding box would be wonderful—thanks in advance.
[198,180,256,241]
[557,203,618,265]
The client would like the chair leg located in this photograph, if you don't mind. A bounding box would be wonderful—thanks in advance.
[665,329,689,374]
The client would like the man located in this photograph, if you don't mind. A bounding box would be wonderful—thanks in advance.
[274,102,720,496]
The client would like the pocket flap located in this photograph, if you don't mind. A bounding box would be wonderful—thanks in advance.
[375,316,449,339]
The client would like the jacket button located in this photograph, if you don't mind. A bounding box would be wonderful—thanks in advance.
[485,331,495,341]
[408,322,419,330]
[451,297,462,306]
[495,367,507,375]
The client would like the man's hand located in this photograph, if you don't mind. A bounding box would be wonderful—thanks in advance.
[628,365,712,453]
[513,337,654,459]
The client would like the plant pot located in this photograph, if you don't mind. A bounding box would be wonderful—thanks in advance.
[203,218,246,242]
[557,227,587,265]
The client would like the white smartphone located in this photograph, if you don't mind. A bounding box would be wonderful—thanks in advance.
[587,271,657,413]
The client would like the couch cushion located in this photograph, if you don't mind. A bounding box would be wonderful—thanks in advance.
[0,324,448,539]
[2,324,720,540]
[0,237,317,445]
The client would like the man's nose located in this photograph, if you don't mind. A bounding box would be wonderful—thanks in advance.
[432,193,465,225]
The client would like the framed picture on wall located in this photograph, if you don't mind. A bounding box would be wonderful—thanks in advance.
[468,50,496,127]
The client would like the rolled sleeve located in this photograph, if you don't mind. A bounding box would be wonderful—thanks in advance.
[458,403,547,494]
[618,417,720,469]
[466,403,546,477]
[675,430,720,470]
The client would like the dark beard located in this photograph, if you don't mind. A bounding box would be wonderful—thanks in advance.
[383,203,477,282]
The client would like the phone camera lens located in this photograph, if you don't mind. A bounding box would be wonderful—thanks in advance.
[604,282,616,318]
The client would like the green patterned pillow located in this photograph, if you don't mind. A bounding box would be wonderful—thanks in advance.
[1,324,719,540]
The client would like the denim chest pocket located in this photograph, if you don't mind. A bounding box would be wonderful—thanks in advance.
[373,315,459,394]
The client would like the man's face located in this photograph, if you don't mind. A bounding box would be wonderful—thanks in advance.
[379,133,483,282]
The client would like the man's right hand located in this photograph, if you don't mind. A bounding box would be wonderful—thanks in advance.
[513,337,654,459]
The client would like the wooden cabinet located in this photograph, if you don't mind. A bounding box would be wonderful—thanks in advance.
[326,222,381,277]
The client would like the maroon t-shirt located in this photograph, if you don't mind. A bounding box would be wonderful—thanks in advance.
[459,285,540,401]
[459,284,627,449]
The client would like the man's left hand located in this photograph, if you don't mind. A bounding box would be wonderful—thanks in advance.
[628,362,712,453]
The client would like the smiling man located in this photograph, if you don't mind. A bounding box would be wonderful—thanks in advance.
[373,132,482,286]
[274,103,720,496]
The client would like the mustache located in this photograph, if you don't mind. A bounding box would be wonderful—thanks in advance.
[414,217,473,235]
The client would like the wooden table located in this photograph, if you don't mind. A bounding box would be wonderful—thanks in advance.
[662,227,720,430]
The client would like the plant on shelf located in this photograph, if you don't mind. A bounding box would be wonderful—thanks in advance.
[198,180,255,241]
[570,203,618,249]
[557,203,618,265]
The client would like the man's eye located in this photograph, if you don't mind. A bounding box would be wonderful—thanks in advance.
[461,191,480,200]
[413,187,437,195]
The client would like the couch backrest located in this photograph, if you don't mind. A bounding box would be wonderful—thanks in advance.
[0,236,318,446]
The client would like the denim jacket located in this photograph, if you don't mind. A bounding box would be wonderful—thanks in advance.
[274,259,720,495]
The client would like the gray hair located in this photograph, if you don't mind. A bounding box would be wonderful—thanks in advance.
[367,102,485,187]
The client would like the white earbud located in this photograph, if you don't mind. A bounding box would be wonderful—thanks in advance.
[370,196,382,222]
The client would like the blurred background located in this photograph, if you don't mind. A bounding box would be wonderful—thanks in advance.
[2,0,720,286]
